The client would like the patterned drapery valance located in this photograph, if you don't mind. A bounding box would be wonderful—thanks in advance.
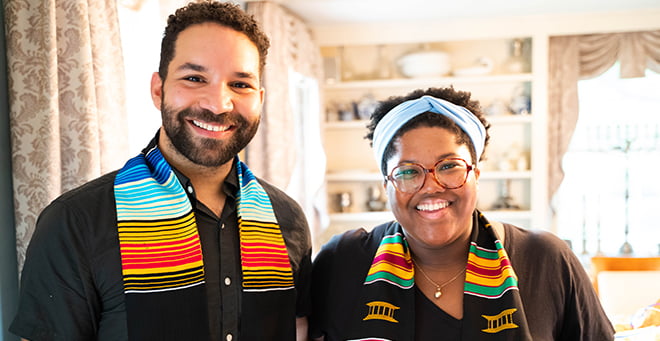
[548,30,660,213]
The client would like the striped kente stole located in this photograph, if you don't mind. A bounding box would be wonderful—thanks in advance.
[359,211,531,340]
[114,146,293,339]
[364,232,414,288]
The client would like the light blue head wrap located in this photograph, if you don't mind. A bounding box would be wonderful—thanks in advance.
[372,95,486,169]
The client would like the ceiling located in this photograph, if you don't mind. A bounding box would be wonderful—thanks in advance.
[253,0,660,26]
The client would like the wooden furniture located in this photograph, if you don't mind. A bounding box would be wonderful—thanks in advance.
[590,256,660,295]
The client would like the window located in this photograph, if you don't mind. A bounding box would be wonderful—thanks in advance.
[285,70,327,237]
[554,63,660,257]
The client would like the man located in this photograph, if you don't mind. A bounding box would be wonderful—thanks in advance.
[10,2,312,340]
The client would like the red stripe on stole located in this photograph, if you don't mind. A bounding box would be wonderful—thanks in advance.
[120,241,200,259]
[121,247,201,263]
[120,233,199,250]
[240,241,287,249]
[241,256,290,263]
[240,247,289,256]
[121,253,203,270]
[241,250,289,258]
[241,259,289,265]
[241,253,289,260]
[242,261,291,268]
[467,257,512,277]
[241,255,291,266]
[372,251,411,269]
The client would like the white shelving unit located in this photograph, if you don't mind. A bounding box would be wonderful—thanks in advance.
[320,37,549,238]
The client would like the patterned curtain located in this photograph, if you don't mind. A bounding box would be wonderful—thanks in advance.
[4,0,129,271]
[547,30,660,214]
[246,2,327,237]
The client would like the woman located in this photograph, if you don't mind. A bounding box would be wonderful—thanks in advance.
[309,87,614,340]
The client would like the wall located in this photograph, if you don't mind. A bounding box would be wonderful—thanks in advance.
[309,9,660,45]
[0,3,20,340]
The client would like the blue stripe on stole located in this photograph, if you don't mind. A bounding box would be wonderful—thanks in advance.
[239,162,257,182]
[115,164,150,184]
[239,183,276,222]
[116,171,191,221]
[144,148,172,183]
[114,175,182,200]
[116,148,172,185]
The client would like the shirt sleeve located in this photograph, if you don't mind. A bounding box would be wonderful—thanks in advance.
[557,243,616,340]
[10,200,100,340]
[506,225,615,340]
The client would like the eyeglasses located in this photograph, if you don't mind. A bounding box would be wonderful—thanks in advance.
[385,158,474,194]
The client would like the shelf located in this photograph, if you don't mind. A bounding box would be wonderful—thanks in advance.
[487,114,533,124]
[479,170,532,180]
[324,120,370,129]
[329,211,394,223]
[482,210,532,221]
[326,170,531,182]
[326,171,382,182]
[324,73,533,90]
[325,115,532,129]
[320,37,547,235]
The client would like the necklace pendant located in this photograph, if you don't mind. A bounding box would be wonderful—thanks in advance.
[434,288,442,299]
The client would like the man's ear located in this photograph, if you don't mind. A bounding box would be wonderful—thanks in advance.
[150,72,163,110]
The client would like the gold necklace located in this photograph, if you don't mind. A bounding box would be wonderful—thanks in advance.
[413,260,465,299]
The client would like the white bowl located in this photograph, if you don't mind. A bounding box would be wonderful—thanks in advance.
[397,51,451,78]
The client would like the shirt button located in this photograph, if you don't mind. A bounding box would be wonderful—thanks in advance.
[224,277,231,286]
[186,185,193,194]
[226,333,233,341]
[221,223,225,229]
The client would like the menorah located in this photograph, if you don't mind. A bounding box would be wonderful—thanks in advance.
[575,123,660,256]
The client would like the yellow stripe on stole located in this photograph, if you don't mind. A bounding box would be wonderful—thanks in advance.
[122,260,204,275]
[241,234,287,243]
[117,222,196,235]
[466,266,517,287]
[368,264,412,279]
[241,265,290,271]
[117,212,196,229]
[123,277,205,291]
[239,221,280,229]
[119,231,198,246]
[123,272,205,286]
[123,269,203,282]
[469,253,509,270]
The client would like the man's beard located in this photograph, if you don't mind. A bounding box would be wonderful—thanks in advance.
[161,104,259,167]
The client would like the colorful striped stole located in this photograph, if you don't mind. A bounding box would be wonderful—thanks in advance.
[465,240,519,299]
[115,147,205,293]
[115,147,293,293]
[358,213,530,339]
[364,214,519,299]
[236,160,294,291]
[364,232,414,289]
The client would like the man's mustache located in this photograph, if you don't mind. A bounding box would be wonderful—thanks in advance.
[178,108,241,126]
